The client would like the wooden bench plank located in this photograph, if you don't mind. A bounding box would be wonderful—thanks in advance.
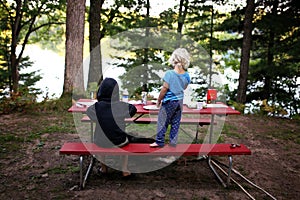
[59,142,251,156]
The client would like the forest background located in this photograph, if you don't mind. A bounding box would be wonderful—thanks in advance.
[0,0,299,118]
[0,1,300,199]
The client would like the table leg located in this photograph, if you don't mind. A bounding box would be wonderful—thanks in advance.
[90,122,94,142]
[207,114,229,187]
[133,113,145,121]
[208,156,227,187]
[78,155,95,189]
[79,155,83,189]
[208,114,215,144]
[195,124,200,143]
[82,155,95,189]
[227,155,233,185]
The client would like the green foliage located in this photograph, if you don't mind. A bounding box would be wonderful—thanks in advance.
[1,0,299,119]
[35,96,73,113]
[0,92,72,114]
[0,87,38,114]
[210,0,300,117]
[227,100,245,113]
[0,54,43,113]
[0,0,66,98]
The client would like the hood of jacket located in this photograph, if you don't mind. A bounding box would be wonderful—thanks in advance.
[96,78,120,102]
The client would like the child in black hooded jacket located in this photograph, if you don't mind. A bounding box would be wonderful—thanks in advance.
[87,78,135,177]
[87,78,137,148]
[87,77,154,177]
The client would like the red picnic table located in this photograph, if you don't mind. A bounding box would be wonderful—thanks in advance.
[67,99,243,188]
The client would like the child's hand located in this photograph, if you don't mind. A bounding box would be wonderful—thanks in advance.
[156,100,161,108]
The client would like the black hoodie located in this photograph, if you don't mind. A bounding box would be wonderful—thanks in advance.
[86,78,137,147]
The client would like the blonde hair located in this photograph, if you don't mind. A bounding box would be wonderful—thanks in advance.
[168,48,190,70]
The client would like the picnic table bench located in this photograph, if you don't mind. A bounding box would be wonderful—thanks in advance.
[81,115,215,143]
[59,142,251,189]
[81,115,213,125]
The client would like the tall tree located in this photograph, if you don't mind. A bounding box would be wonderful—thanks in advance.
[63,0,86,97]
[178,0,189,35]
[87,0,146,90]
[236,0,255,104]
[0,0,65,94]
[88,0,103,88]
[247,0,300,116]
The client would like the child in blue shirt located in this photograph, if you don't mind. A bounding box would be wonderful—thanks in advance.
[150,48,191,147]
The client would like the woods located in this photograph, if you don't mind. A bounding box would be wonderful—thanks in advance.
[0,1,300,199]
[0,0,299,117]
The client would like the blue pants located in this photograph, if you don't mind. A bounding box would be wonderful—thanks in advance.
[155,100,183,146]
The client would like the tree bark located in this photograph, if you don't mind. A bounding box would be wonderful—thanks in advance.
[88,0,103,87]
[236,0,255,104]
[176,0,188,47]
[63,0,86,97]
[10,0,22,93]
[264,0,279,101]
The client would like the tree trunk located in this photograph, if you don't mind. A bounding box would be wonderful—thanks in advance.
[177,0,188,47]
[143,0,150,65]
[88,0,103,88]
[236,0,255,104]
[63,0,86,97]
[264,0,279,101]
[10,0,22,93]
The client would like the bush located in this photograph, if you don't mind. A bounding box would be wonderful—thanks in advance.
[0,89,37,114]
[0,90,72,114]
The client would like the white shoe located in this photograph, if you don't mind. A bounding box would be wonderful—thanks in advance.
[150,142,162,148]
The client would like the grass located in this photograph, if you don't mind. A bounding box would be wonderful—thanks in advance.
[46,166,80,174]
[267,130,300,144]
[0,97,77,158]
[0,134,24,143]
[222,124,243,139]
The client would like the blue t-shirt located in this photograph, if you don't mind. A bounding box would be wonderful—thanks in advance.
[163,70,190,102]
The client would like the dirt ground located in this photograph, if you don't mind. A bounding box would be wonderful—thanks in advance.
[0,113,299,200]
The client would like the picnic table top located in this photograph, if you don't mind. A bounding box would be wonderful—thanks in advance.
[68,99,240,115]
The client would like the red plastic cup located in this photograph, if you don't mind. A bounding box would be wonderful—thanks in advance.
[207,89,217,103]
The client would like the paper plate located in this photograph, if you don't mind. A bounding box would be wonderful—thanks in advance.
[76,101,96,107]
[143,105,160,110]
[128,100,142,104]
[206,104,228,108]
[151,100,157,104]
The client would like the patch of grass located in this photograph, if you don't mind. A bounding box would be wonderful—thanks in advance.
[222,124,244,139]
[26,132,42,141]
[40,123,75,134]
[0,134,24,152]
[0,134,25,158]
[217,135,225,143]
[0,134,24,143]
[47,166,79,174]
[264,128,300,143]
[126,123,156,137]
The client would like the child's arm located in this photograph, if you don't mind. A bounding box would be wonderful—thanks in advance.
[157,82,169,107]
[86,104,97,122]
[128,104,137,117]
